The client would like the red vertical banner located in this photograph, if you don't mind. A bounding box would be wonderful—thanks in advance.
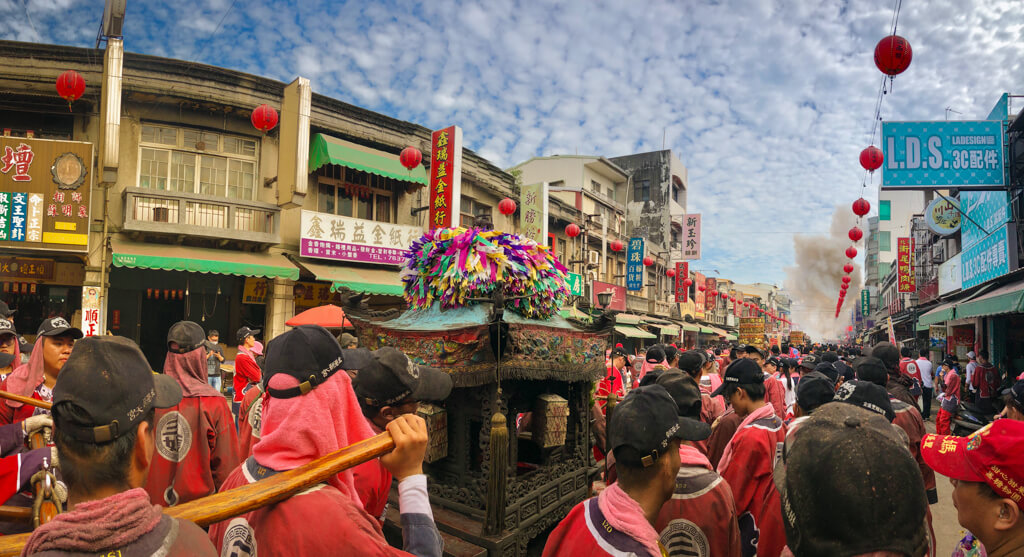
[674,261,688,303]
[705,278,717,312]
[428,125,463,229]
[897,237,916,293]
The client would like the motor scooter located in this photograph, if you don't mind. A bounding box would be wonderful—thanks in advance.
[951,399,1003,436]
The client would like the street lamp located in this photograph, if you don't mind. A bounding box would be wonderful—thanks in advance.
[597,291,613,310]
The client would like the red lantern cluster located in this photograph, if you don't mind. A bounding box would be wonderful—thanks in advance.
[852,198,871,217]
[610,239,624,252]
[859,146,884,172]
[642,256,654,267]
[251,104,279,133]
[565,223,581,238]
[498,198,517,216]
[875,35,913,76]
[400,147,422,170]
[55,70,86,107]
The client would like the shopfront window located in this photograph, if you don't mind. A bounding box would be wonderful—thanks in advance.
[460,198,492,227]
[314,165,396,223]
[139,124,259,200]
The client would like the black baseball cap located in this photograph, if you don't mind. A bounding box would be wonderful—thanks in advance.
[655,371,711,439]
[853,356,889,386]
[237,326,260,343]
[609,385,697,467]
[662,344,679,363]
[52,336,182,443]
[167,321,205,354]
[354,347,453,407]
[18,336,32,354]
[1003,379,1024,409]
[832,380,895,422]
[610,346,628,359]
[814,362,839,384]
[711,358,765,397]
[0,301,14,318]
[797,354,819,371]
[765,356,782,368]
[774,404,928,557]
[796,372,836,413]
[261,325,372,399]
[645,345,666,364]
[745,345,765,359]
[37,317,83,339]
[676,351,704,374]
[0,318,15,340]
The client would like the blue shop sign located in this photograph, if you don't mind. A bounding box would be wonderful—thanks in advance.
[881,121,1004,189]
[961,223,1018,289]
[626,237,644,291]
[960,190,1010,249]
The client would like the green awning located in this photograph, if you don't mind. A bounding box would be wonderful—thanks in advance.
[917,302,956,327]
[955,281,1024,319]
[297,259,404,296]
[916,323,930,332]
[681,323,700,333]
[615,313,645,325]
[724,333,738,341]
[309,134,428,185]
[659,325,680,336]
[699,326,716,334]
[614,325,657,339]
[111,238,298,280]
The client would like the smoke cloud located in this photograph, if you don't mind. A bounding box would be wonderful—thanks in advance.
[783,205,863,340]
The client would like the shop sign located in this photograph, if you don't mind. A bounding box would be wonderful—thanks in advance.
[938,252,962,295]
[625,237,644,291]
[243,277,344,307]
[519,182,548,244]
[886,317,896,344]
[242,278,271,304]
[739,317,765,349]
[881,121,1004,189]
[924,197,961,235]
[897,237,915,293]
[860,289,870,317]
[565,272,583,297]
[961,190,1011,249]
[81,286,101,337]
[681,214,701,260]
[300,210,423,266]
[929,325,946,348]
[732,290,741,317]
[428,125,463,229]
[961,222,1018,289]
[0,257,54,280]
[0,137,93,253]
[591,280,626,312]
[693,271,705,318]
[674,261,688,303]
[704,278,717,312]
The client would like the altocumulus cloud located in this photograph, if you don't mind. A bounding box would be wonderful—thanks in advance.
[3,0,1022,284]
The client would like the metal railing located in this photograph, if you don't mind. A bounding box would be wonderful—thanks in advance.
[123,187,280,244]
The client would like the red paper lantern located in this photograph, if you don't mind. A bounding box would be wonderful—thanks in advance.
[875,35,913,76]
[842,276,852,284]
[399,147,422,170]
[852,198,871,217]
[498,198,517,216]
[565,223,581,238]
[666,268,677,278]
[859,146,884,172]
[251,104,279,133]
[610,239,624,252]
[55,70,86,106]
[841,284,849,291]
[698,284,706,292]
[847,325,854,332]
[845,246,858,258]
[843,263,854,273]
[848,226,863,242]
[178,289,185,299]
[683,278,693,287]
[163,289,170,300]
[642,256,654,267]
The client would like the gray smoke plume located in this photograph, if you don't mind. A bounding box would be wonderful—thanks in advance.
[783,205,863,340]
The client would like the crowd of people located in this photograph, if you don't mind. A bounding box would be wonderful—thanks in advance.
[0,297,1023,556]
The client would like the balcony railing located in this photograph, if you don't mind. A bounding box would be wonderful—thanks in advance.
[123,187,280,245]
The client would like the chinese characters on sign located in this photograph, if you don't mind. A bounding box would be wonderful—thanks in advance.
[681,214,701,260]
[243,278,344,307]
[674,262,689,303]
[81,286,101,337]
[591,280,626,312]
[520,182,548,244]
[428,126,463,229]
[625,237,644,291]
[705,278,717,312]
[861,289,870,318]
[300,210,423,265]
[881,121,1005,189]
[693,271,705,318]
[897,237,915,293]
[565,272,583,297]
[0,257,54,280]
[0,137,92,253]
[739,318,766,350]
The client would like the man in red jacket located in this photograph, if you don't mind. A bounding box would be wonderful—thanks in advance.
[231,326,261,426]
[654,371,741,557]
[144,321,241,507]
[712,358,787,557]
[745,345,786,419]
[0,317,82,426]
[971,350,1002,414]
[544,385,701,557]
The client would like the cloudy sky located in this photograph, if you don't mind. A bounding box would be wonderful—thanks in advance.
[3,0,1022,292]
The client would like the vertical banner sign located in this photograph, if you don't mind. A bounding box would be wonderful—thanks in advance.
[732,291,742,317]
[960,191,1017,289]
[520,182,549,245]
[428,126,463,229]
[860,289,870,317]
[625,237,644,291]
[897,237,915,292]
[81,286,102,337]
[886,316,897,345]
[693,271,705,318]
[674,262,689,303]
[681,214,701,260]
[705,278,717,313]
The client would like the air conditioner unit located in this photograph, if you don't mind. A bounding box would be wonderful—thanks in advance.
[586,270,599,282]
[101,0,126,38]
[588,250,601,265]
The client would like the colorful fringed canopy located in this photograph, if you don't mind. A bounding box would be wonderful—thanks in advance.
[400,227,570,320]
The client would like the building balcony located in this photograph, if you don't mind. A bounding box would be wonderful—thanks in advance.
[121,187,281,246]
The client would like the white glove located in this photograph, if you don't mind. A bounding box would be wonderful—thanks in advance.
[22,415,53,439]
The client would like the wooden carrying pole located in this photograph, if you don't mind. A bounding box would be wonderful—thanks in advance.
[0,391,51,411]
[0,432,395,556]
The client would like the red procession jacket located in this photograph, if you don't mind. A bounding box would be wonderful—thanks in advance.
[0,381,50,426]
[656,463,742,557]
[891,398,935,493]
[543,497,665,557]
[236,386,263,458]
[232,352,261,404]
[717,412,787,557]
[143,396,241,507]
[763,376,787,419]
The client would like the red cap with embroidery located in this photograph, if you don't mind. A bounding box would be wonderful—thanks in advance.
[921,420,1024,502]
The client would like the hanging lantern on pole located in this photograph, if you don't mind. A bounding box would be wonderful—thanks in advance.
[642,256,654,267]
[498,198,517,216]
[666,268,676,278]
[852,198,871,217]
[859,146,884,172]
[399,147,422,170]
[844,263,854,274]
[846,246,858,258]
[565,223,581,238]
[842,276,852,284]
[55,70,86,110]
[610,239,624,252]
[874,35,913,76]
[250,104,279,133]
[683,278,693,287]
[848,226,864,242]
[698,284,706,292]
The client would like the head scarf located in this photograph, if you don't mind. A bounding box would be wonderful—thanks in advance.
[163,347,222,398]
[5,337,45,407]
[252,363,374,504]
[251,341,263,356]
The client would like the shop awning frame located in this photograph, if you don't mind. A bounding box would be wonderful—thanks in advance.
[614,313,645,325]
[659,325,680,336]
[296,259,404,297]
[614,325,657,339]
[955,281,1024,320]
[918,302,956,327]
[309,134,428,186]
[111,238,299,280]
